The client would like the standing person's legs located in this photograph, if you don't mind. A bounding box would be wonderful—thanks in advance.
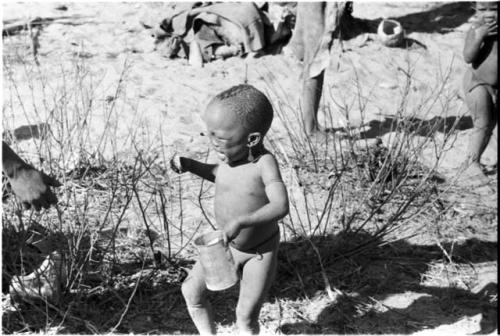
[233,247,278,334]
[302,72,325,133]
[464,84,496,183]
[294,2,326,134]
[181,261,216,335]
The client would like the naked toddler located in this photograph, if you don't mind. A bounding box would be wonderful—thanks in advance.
[171,84,289,334]
[461,1,497,185]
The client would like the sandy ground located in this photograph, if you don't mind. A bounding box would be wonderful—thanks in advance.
[3,2,498,170]
[2,2,497,335]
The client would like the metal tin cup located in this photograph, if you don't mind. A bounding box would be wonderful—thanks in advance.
[194,230,239,291]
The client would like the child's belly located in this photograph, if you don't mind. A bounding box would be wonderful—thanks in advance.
[214,192,279,251]
[473,43,497,87]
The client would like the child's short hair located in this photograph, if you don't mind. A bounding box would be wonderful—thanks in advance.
[209,84,274,135]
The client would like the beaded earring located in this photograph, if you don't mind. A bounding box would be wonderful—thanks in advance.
[247,146,254,162]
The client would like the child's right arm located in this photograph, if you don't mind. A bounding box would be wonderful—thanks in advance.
[170,155,218,182]
[463,21,497,63]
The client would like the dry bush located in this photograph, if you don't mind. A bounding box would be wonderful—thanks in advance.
[260,55,496,310]
[2,28,496,335]
[2,47,195,334]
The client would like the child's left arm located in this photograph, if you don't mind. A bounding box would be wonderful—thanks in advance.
[224,154,289,240]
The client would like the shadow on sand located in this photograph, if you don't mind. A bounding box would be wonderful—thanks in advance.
[272,231,497,334]
[1,224,197,334]
[393,2,475,35]
[2,228,495,334]
[330,115,474,139]
[342,2,474,45]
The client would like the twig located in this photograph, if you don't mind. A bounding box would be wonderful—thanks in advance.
[158,189,172,258]
[109,259,145,333]
[307,238,342,301]
[132,183,158,267]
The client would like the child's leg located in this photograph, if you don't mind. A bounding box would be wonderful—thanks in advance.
[464,84,496,178]
[235,248,278,334]
[181,261,216,335]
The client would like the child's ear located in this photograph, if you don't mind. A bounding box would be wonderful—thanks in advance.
[247,132,261,147]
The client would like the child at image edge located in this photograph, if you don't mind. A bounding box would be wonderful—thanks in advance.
[171,84,289,335]
[462,1,497,185]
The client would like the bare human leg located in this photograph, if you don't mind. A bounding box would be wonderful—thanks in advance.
[235,249,278,335]
[301,71,325,134]
[181,261,216,335]
[463,84,496,186]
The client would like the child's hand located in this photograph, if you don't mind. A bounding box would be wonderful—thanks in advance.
[476,21,497,38]
[486,22,497,36]
[170,154,186,174]
[224,220,242,242]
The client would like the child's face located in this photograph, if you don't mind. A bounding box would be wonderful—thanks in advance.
[476,2,497,24]
[203,102,250,164]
